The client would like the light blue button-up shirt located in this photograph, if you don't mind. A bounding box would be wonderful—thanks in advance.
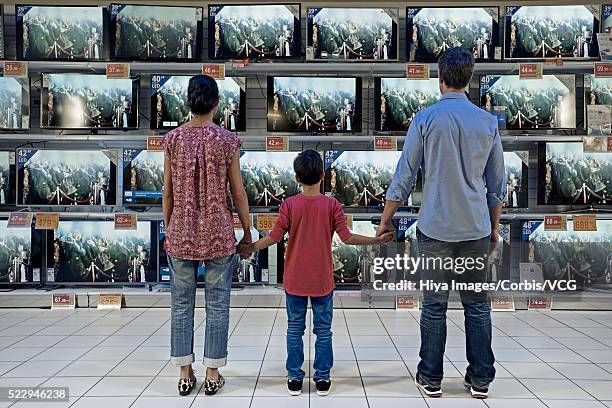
[386,92,507,242]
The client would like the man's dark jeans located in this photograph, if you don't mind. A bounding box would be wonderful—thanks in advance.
[416,229,495,389]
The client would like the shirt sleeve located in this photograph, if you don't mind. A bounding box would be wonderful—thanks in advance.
[484,127,507,208]
[269,201,290,242]
[385,117,424,201]
[226,133,242,164]
[332,200,353,241]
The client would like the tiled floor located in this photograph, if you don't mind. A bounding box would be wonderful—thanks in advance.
[0,307,612,407]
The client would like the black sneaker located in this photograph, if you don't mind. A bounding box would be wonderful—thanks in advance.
[287,379,303,396]
[464,373,489,399]
[315,379,331,396]
[414,373,442,397]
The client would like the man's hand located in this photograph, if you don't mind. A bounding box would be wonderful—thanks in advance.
[490,229,500,243]
[375,231,394,244]
[237,234,252,259]
[376,220,395,238]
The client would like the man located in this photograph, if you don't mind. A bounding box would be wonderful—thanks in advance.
[377,47,506,399]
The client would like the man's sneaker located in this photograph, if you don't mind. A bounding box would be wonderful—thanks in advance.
[463,374,489,399]
[287,379,303,396]
[414,373,442,397]
[315,379,331,396]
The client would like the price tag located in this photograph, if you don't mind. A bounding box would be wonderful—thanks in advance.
[595,62,612,78]
[583,136,609,152]
[230,58,249,68]
[573,215,597,232]
[373,136,397,151]
[3,61,28,78]
[544,58,564,67]
[544,215,567,231]
[232,213,253,229]
[115,213,138,230]
[35,213,59,230]
[490,295,515,311]
[396,294,420,311]
[147,136,164,151]
[7,212,33,228]
[256,214,278,231]
[519,63,543,79]
[266,136,289,152]
[202,63,226,79]
[106,63,130,79]
[51,293,76,310]
[406,63,429,80]
[97,293,123,310]
[528,296,553,311]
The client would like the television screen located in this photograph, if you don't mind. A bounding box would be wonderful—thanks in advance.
[504,151,529,208]
[603,4,612,33]
[0,221,35,284]
[585,74,612,106]
[40,73,138,130]
[0,151,16,206]
[208,4,300,60]
[123,149,164,206]
[17,149,117,206]
[505,5,600,60]
[375,77,440,132]
[48,221,155,284]
[522,219,612,285]
[268,76,362,132]
[151,75,246,131]
[0,5,4,59]
[240,151,300,207]
[110,4,203,61]
[324,150,403,207]
[539,142,612,206]
[16,5,106,61]
[0,77,30,130]
[406,7,499,62]
[306,8,398,61]
[480,74,576,130]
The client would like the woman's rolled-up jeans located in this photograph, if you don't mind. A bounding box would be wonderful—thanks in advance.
[169,254,236,368]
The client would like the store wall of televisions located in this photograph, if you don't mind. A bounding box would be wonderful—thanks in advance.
[0,3,611,290]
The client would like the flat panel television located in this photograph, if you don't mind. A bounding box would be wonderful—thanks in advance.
[47,220,156,284]
[110,4,203,61]
[0,5,4,60]
[333,220,385,284]
[503,151,529,208]
[0,221,38,284]
[505,5,600,60]
[0,151,16,206]
[306,7,398,61]
[406,7,500,62]
[16,5,107,61]
[240,151,301,207]
[17,149,118,207]
[538,142,612,206]
[267,76,362,132]
[40,73,139,130]
[0,77,30,130]
[208,4,301,60]
[375,77,440,132]
[480,74,576,130]
[151,75,246,131]
[123,149,164,206]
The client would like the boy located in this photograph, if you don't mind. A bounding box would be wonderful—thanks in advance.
[239,150,393,396]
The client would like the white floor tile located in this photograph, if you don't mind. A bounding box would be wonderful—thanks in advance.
[350,336,395,348]
[80,346,136,361]
[500,362,564,379]
[0,347,45,361]
[425,398,487,407]
[251,396,308,407]
[41,376,101,396]
[199,376,257,397]
[85,376,153,396]
[368,398,428,408]
[542,401,608,408]
[108,360,167,376]
[484,399,547,408]
[549,363,612,380]
[4,360,70,377]
[229,347,267,361]
[309,397,368,408]
[70,396,137,408]
[363,376,421,397]
[573,379,612,400]
[56,360,119,377]
[358,360,411,377]
[522,379,594,400]
[191,396,252,408]
[353,347,401,361]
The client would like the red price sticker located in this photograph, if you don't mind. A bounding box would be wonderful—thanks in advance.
[7,212,33,228]
[230,58,249,68]
[98,293,123,310]
[266,136,289,152]
[396,295,420,310]
[373,136,397,151]
[544,215,567,231]
[490,295,515,311]
[232,213,253,229]
[519,63,543,79]
[528,296,553,311]
[573,215,597,232]
[51,293,76,310]
[595,62,612,78]
[202,63,226,79]
[3,61,28,78]
[147,136,164,151]
[115,213,138,230]
[544,58,564,67]
[406,63,429,80]
[35,213,59,230]
[256,214,278,231]
[106,63,130,79]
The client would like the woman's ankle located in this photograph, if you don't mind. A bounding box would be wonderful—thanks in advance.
[206,367,219,380]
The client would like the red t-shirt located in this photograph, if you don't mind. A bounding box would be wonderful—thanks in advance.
[269,194,352,297]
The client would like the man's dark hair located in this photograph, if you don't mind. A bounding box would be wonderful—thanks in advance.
[293,149,323,186]
[438,47,475,90]
[188,75,219,115]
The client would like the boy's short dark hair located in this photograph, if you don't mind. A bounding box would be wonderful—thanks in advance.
[294,150,323,186]
[438,47,474,90]
[188,74,219,115]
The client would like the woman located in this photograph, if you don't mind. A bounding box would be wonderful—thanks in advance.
[162,75,251,397]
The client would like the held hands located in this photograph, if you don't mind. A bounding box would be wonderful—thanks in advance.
[376,220,395,240]
[237,233,253,260]
[375,231,395,244]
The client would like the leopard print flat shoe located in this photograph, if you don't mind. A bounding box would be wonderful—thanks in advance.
[178,376,197,396]
[203,374,225,396]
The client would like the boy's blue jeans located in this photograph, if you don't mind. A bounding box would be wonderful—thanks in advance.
[285,290,334,382]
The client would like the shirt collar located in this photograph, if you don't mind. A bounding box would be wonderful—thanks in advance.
[441,92,469,100]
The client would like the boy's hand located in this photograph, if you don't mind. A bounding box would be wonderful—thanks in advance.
[375,231,394,244]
